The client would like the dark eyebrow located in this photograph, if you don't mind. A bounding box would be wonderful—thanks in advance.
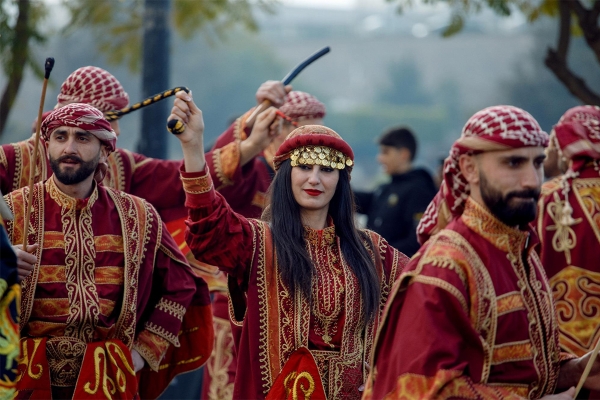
[500,155,528,163]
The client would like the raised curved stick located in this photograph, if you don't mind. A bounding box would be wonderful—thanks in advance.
[244,46,331,127]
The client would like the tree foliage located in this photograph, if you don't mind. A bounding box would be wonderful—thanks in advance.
[0,0,48,135]
[62,0,275,72]
[0,0,274,137]
[388,0,600,105]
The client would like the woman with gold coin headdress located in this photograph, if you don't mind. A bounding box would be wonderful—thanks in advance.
[169,90,408,400]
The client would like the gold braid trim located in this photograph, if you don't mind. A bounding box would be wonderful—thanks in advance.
[212,141,241,190]
[156,298,186,322]
[181,168,213,194]
[0,146,7,169]
[145,321,180,347]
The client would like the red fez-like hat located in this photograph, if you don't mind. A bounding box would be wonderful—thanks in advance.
[273,125,354,171]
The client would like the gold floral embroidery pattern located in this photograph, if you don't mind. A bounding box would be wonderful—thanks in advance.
[255,220,395,399]
[550,266,600,356]
[544,191,581,264]
[95,235,124,253]
[110,189,152,348]
[105,150,126,191]
[46,337,86,387]
[573,178,600,248]
[462,199,560,397]
[42,231,64,249]
[181,170,213,194]
[6,183,45,330]
[38,266,66,283]
[11,138,47,192]
[94,267,124,285]
[156,298,186,321]
[496,292,525,316]
[31,298,70,318]
[47,178,101,342]
[492,340,533,365]
[213,141,240,189]
[134,330,170,372]
[205,317,235,400]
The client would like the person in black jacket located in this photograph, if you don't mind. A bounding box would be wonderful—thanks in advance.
[354,127,437,256]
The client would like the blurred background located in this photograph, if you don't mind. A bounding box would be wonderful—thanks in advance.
[1,0,599,190]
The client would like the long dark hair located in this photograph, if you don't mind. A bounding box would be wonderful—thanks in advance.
[263,160,381,324]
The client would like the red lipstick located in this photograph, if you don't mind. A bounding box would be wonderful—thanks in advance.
[304,189,322,196]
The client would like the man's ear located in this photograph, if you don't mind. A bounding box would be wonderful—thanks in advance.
[458,153,480,185]
[100,145,109,163]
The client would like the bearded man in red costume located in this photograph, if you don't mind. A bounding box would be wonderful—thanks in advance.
[4,104,213,399]
[537,106,600,398]
[365,105,600,399]
[0,66,189,226]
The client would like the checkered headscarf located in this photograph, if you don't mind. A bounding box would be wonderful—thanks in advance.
[417,105,549,244]
[553,106,600,172]
[41,103,117,153]
[279,91,326,121]
[57,66,129,112]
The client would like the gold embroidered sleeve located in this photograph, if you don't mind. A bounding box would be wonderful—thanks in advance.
[181,166,213,194]
[156,298,186,322]
[212,141,241,188]
[134,330,170,372]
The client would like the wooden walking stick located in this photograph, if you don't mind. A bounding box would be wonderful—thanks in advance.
[22,57,54,249]
[574,336,600,398]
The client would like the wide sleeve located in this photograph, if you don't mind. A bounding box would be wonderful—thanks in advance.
[181,165,256,281]
[133,235,197,371]
[366,261,522,399]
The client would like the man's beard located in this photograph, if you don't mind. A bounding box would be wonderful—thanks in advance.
[479,172,540,227]
[50,153,99,185]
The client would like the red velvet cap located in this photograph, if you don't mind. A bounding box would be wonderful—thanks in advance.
[273,125,354,171]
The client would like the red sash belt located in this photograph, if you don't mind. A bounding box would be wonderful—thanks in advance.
[15,338,138,399]
[266,347,326,400]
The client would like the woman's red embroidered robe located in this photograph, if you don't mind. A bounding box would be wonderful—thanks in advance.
[538,166,600,357]
[181,167,407,399]
[4,178,213,399]
[365,199,570,399]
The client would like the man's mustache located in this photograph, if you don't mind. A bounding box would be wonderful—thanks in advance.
[57,155,83,163]
[506,189,540,201]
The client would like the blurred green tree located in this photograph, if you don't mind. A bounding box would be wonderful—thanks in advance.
[0,0,47,136]
[0,0,274,137]
[388,0,600,105]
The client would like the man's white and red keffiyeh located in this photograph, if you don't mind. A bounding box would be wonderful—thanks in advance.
[417,105,549,244]
[280,91,326,121]
[41,103,117,153]
[553,105,600,171]
[57,66,129,112]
